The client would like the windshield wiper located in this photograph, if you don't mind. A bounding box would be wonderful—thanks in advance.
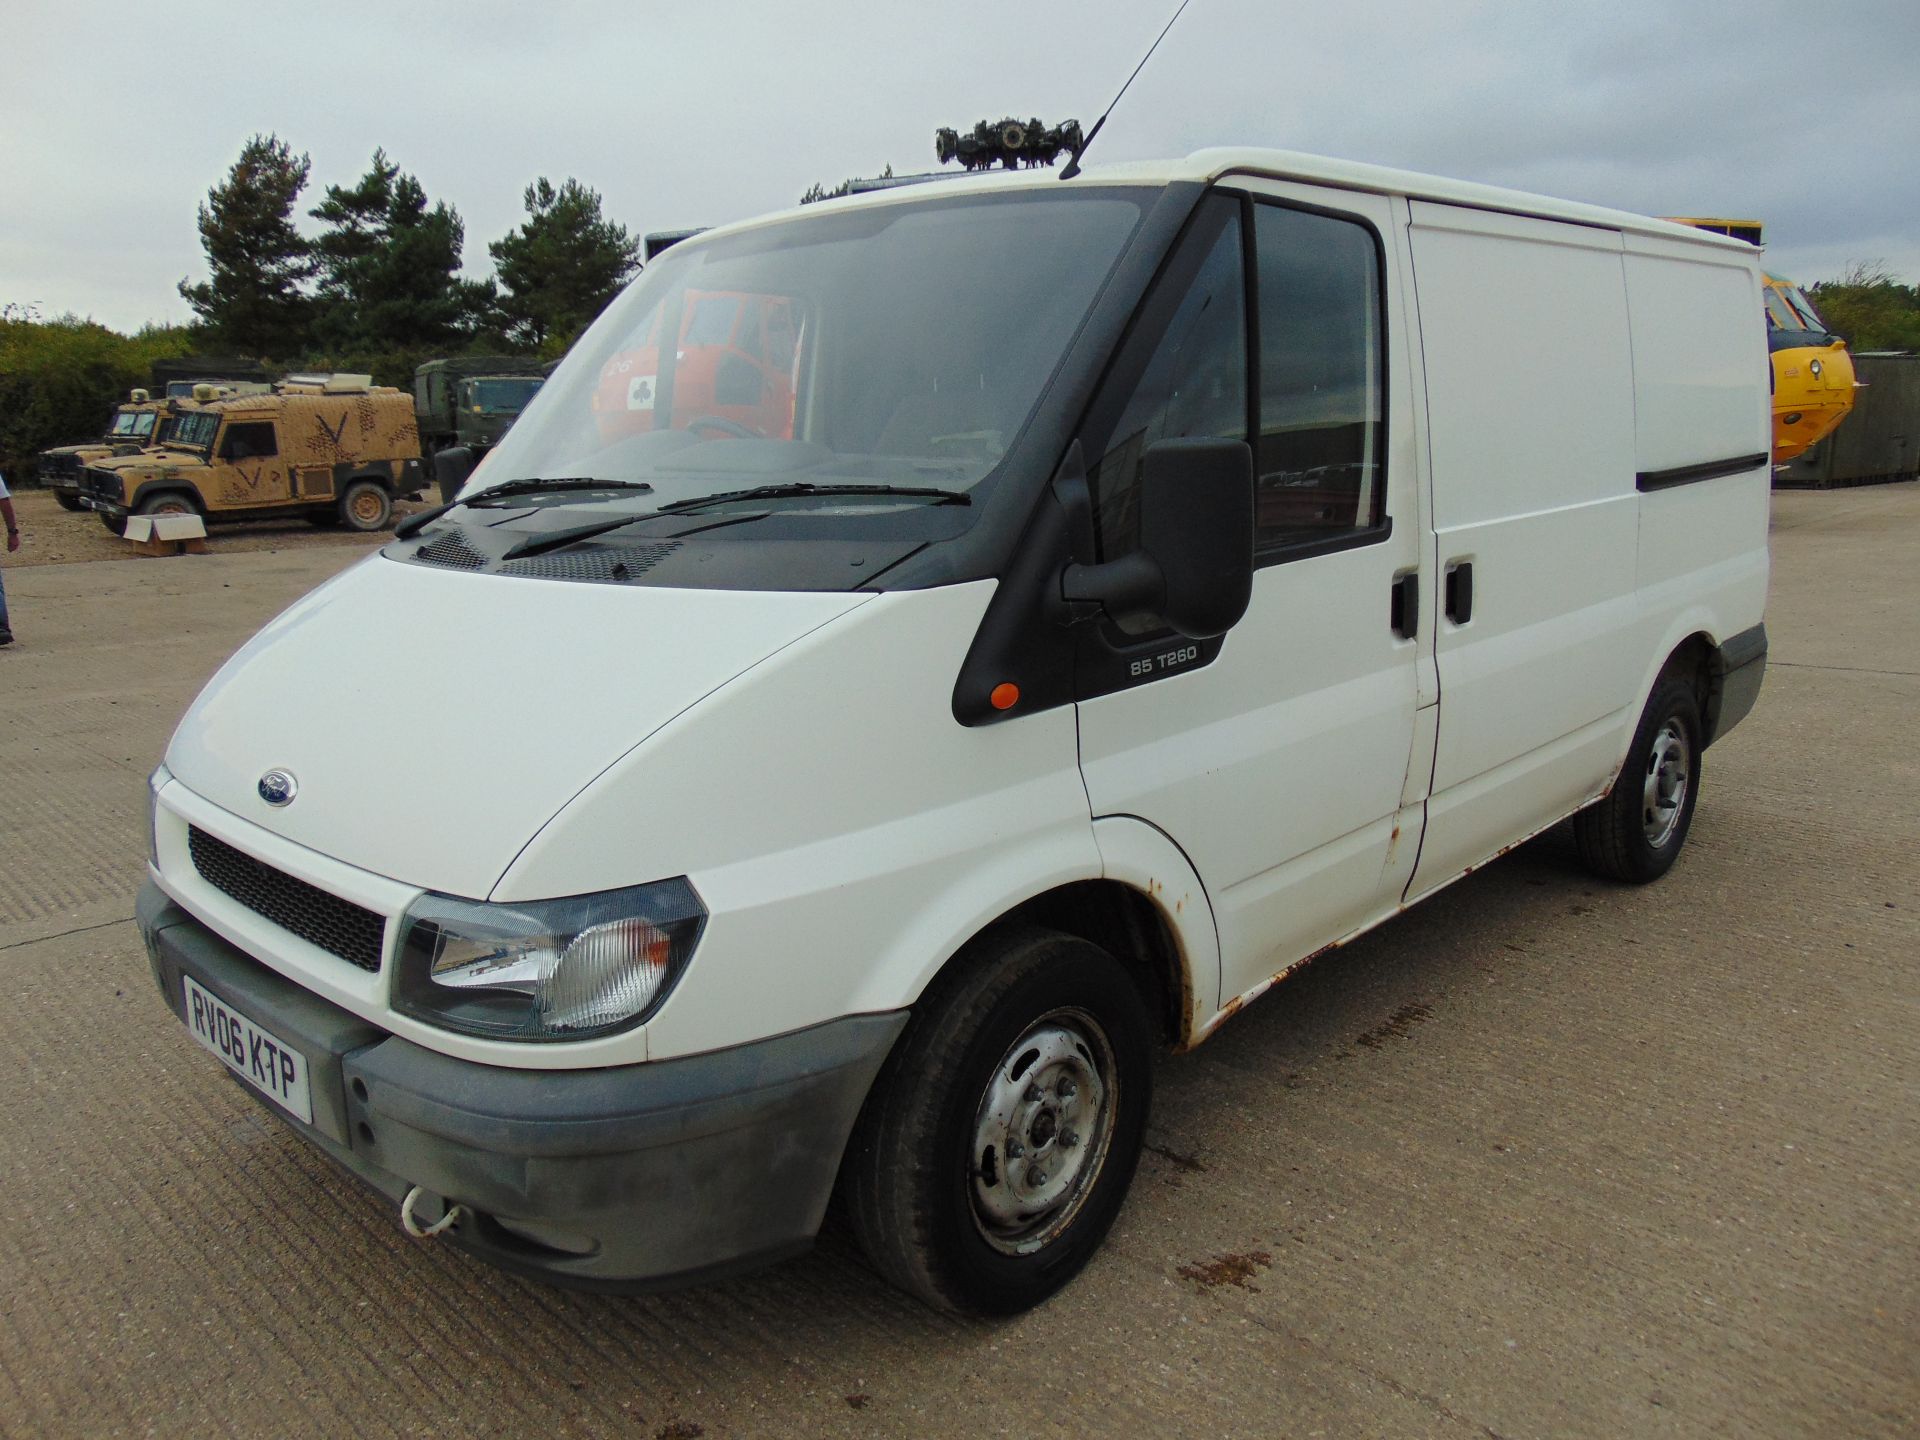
[656,483,971,514]
[465,476,654,507]
[395,477,655,540]
[501,515,652,561]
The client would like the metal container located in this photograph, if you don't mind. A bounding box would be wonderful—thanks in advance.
[1777,352,1920,487]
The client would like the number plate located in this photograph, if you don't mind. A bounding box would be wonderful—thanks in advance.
[182,975,314,1124]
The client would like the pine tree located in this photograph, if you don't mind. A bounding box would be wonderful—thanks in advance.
[178,135,316,357]
[488,178,640,348]
[310,150,492,351]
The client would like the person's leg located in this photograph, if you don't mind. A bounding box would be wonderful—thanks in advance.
[0,564,11,641]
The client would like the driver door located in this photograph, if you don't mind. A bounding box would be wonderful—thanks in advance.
[1074,184,1428,1011]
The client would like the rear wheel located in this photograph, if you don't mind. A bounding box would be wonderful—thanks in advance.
[839,926,1153,1315]
[337,480,393,532]
[1575,675,1702,882]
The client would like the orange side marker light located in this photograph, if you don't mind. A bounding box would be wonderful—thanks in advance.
[990,682,1021,711]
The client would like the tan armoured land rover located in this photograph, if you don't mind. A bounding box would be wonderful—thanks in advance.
[79,374,424,534]
[38,391,187,511]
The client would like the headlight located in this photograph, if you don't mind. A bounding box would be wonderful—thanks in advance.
[392,879,706,1041]
[147,763,173,865]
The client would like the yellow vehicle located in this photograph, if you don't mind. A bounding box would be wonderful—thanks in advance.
[1666,218,1858,462]
[1761,272,1857,461]
[77,374,424,535]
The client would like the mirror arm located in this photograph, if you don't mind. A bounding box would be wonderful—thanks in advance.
[1061,551,1165,626]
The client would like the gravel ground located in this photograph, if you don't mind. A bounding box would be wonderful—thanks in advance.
[1,487,433,568]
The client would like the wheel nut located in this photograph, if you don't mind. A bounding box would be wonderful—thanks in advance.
[1061,1129,1079,1149]
[1024,1084,1043,1103]
[1026,1167,1047,1188]
[1005,1140,1025,1159]
[1058,1079,1077,1100]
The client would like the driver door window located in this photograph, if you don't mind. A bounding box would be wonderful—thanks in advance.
[1084,195,1248,563]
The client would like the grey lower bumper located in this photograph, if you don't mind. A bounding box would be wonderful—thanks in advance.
[1709,623,1767,746]
[137,881,906,1292]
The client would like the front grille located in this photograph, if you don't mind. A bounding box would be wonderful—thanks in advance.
[81,466,122,503]
[188,826,385,972]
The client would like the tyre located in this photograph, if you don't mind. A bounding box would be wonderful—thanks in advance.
[1575,675,1703,883]
[137,492,197,519]
[54,493,83,512]
[839,926,1154,1316]
[337,480,393,533]
[99,512,126,536]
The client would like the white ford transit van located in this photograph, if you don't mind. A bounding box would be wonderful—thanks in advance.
[138,149,1769,1316]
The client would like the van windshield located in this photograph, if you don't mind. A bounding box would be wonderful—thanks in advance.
[480,189,1146,509]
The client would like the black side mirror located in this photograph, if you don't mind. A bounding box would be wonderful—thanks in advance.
[434,446,476,505]
[1061,437,1254,639]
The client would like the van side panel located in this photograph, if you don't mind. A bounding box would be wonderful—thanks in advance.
[1406,204,1640,898]
[1624,234,1772,668]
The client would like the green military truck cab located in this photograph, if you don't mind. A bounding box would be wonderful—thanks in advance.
[79,375,424,535]
[414,357,545,459]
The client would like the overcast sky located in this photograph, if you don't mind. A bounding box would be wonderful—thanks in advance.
[6,0,1915,334]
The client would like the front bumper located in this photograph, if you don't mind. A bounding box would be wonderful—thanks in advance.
[137,881,906,1291]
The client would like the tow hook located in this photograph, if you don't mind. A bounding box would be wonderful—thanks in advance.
[400,1185,469,1240]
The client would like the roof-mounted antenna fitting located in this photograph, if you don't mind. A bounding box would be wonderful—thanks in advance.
[1060,0,1196,180]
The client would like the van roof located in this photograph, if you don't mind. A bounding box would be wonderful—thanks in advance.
[684,147,1752,257]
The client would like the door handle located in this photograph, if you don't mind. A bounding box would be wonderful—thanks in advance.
[1390,570,1419,638]
[1444,560,1474,624]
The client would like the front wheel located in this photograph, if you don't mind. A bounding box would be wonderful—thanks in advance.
[1575,675,1702,883]
[839,926,1154,1315]
[98,511,127,536]
[53,493,83,512]
[137,493,197,519]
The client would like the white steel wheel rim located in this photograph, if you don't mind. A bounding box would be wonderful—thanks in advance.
[968,1007,1117,1256]
[1643,718,1691,849]
[348,488,384,524]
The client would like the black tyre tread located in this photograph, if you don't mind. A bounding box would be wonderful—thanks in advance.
[839,924,1151,1315]
[1574,676,1701,883]
[53,493,83,512]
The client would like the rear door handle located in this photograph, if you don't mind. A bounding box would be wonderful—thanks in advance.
[1390,570,1419,638]
[1444,560,1474,624]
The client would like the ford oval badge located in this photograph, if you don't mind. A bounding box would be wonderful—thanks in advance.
[258,769,298,807]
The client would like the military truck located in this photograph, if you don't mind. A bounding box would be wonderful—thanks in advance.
[413,357,544,462]
[78,374,424,535]
[150,355,273,397]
